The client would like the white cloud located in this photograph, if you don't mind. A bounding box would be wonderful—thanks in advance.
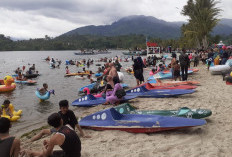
[0,0,231,39]
[0,8,78,39]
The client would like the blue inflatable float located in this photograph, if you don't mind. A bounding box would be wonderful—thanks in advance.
[35,90,55,100]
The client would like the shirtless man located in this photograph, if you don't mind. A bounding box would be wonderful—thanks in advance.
[0,117,21,157]
[108,63,120,84]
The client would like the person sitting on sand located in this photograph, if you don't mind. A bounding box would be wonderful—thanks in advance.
[0,117,21,157]
[157,64,165,72]
[39,83,48,96]
[173,60,181,81]
[30,100,90,142]
[24,112,82,157]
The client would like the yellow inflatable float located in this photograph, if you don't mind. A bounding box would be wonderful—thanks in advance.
[0,76,16,93]
[1,103,22,122]
[65,70,92,77]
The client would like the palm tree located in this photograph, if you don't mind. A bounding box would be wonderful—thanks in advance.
[181,0,221,49]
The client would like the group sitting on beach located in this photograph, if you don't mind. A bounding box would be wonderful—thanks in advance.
[0,99,90,157]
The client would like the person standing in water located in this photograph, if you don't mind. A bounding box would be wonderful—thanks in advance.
[39,83,48,95]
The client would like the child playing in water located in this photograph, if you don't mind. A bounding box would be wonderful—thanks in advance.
[83,67,86,73]
[16,72,26,81]
[39,83,48,95]
[15,67,22,74]
[1,100,14,118]
[87,75,96,83]
[65,66,70,74]
[173,60,181,81]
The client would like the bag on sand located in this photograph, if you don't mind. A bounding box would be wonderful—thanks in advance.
[115,89,126,98]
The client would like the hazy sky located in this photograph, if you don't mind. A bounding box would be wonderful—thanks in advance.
[0,0,231,39]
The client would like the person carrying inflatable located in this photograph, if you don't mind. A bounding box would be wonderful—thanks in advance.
[0,100,22,121]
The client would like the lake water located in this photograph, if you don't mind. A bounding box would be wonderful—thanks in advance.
[0,50,147,135]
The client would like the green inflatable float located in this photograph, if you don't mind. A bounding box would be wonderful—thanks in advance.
[114,104,212,119]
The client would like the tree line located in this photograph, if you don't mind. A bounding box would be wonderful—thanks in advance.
[0,33,230,51]
[0,0,231,51]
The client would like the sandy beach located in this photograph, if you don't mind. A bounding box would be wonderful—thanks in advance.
[19,63,232,157]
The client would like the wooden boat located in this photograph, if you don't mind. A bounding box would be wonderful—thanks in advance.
[79,108,206,133]
[114,104,212,119]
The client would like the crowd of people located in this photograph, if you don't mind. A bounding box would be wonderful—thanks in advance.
[1,46,232,157]
[0,100,88,157]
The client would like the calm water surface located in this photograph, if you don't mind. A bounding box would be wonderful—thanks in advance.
[0,50,146,135]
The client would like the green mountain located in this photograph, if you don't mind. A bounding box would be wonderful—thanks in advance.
[61,15,232,39]
[62,15,181,39]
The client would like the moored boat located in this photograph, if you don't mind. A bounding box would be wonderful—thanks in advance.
[123,50,147,56]
[126,86,195,98]
[72,94,137,107]
[79,108,206,133]
[114,104,212,119]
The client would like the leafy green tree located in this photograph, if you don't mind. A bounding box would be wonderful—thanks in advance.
[181,0,221,49]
